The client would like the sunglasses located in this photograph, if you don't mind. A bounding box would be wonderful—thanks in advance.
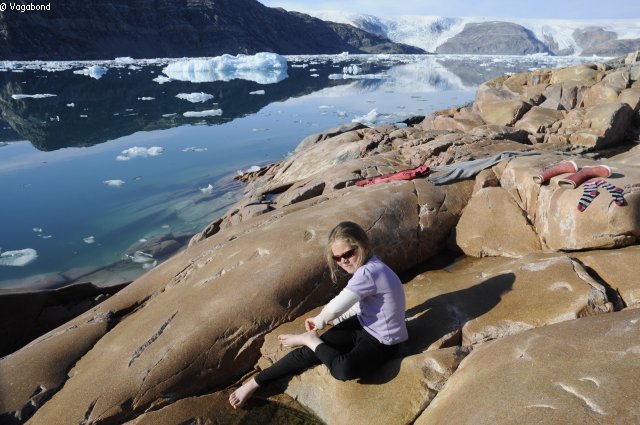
[332,248,357,262]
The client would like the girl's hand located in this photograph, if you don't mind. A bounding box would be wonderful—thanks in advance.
[304,318,316,332]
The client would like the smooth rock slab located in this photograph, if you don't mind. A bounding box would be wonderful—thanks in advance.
[415,308,640,424]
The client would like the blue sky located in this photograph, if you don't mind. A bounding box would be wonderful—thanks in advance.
[258,0,640,20]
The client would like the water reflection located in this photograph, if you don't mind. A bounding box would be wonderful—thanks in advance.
[0,54,597,151]
[0,60,358,151]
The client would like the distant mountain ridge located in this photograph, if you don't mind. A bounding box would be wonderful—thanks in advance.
[312,12,640,56]
[0,0,422,60]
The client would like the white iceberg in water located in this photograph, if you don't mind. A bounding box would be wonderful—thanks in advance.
[11,93,56,99]
[104,179,126,187]
[249,90,265,95]
[162,52,288,84]
[73,65,108,79]
[0,248,38,267]
[352,109,379,126]
[176,92,214,103]
[126,250,154,264]
[83,236,95,244]
[183,109,222,118]
[199,184,214,194]
[116,146,164,161]
[153,75,172,84]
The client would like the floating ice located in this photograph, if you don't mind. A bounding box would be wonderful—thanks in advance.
[199,184,214,195]
[67,102,75,107]
[11,93,56,99]
[162,113,176,117]
[162,52,288,84]
[328,73,390,80]
[142,260,157,270]
[182,147,208,152]
[126,250,154,263]
[0,248,38,267]
[249,90,265,95]
[73,65,107,79]
[137,97,155,101]
[343,64,362,74]
[153,75,172,84]
[104,179,126,187]
[83,236,95,244]
[310,74,319,77]
[237,165,262,176]
[33,227,42,233]
[116,146,164,160]
[183,109,222,118]
[115,57,135,64]
[353,109,379,126]
[176,92,214,103]
[319,105,333,109]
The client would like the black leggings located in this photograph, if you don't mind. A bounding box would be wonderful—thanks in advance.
[254,316,399,385]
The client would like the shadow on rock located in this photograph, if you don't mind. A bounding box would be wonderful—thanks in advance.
[404,272,516,354]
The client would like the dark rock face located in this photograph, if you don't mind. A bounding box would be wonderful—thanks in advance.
[435,21,550,55]
[0,0,423,60]
[582,38,640,56]
[573,26,618,51]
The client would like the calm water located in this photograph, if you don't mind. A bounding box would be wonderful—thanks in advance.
[0,54,600,289]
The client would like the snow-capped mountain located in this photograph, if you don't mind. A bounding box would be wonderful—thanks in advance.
[311,12,640,56]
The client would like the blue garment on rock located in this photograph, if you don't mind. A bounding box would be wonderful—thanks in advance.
[427,150,540,185]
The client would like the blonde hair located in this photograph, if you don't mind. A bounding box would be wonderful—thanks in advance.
[326,221,371,283]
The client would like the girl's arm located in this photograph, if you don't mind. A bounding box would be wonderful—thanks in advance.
[311,288,360,330]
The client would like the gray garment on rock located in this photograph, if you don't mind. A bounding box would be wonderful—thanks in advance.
[426,150,540,185]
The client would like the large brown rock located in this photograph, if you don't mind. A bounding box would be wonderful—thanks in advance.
[576,245,640,308]
[549,63,603,86]
[514,106,564,134]
[415,308,640,424]
[455,187,542,258]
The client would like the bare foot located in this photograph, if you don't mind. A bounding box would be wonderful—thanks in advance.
[278,331,323,350]
[229,378,260,409]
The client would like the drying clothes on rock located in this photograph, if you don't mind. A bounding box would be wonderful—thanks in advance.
[532,160,578,184]
[355,165,430,186]
[577,179,626,212]
[558,165,612,189]
[427,151,540,185]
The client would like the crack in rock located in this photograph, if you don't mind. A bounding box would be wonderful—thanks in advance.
[128,312,178,368]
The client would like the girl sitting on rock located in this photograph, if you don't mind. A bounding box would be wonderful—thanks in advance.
[229,221,408,409]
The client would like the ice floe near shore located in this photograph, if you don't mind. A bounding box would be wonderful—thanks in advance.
[0,248,38,267]
[161,53,288,84]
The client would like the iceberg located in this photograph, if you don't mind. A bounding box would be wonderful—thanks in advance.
[11,93,56,99]
[249,90,266,95]
[199,184,214,195]
[183,109,222,118]
[0,248,38,267]
[104,179,126,187]
[353,109,379,126]
[73,65,108,79]
[162,53,288,84]
[116,146,164,161]
[176,92,214,103]
[83,236,95,244]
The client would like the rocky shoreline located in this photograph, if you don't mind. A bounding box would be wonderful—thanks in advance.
[2,51,640,424]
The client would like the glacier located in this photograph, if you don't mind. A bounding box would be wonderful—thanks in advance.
[310,12,640,55]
